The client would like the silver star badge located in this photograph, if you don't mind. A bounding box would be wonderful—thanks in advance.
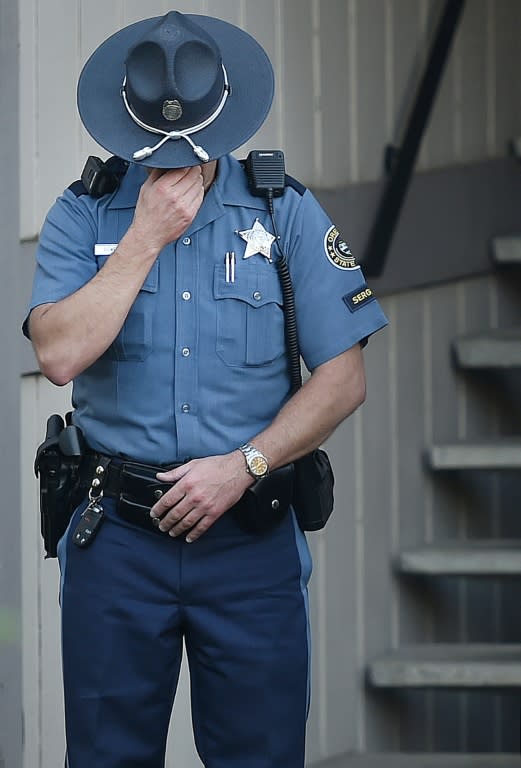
[238,218,276,263]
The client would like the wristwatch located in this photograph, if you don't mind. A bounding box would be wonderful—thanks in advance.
[239,442,270,479]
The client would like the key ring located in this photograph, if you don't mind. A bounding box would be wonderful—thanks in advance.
[86,461,108,509]
[88,484,104,504]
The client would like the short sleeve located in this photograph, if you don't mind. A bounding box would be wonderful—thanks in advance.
[23,190,98,336]
[284,189,388,370]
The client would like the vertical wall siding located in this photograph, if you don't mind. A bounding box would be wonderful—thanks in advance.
[19,0,521,237]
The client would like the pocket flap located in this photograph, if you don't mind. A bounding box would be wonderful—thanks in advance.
[213,264,282,307]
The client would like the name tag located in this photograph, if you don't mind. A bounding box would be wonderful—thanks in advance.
[94,244,118,256]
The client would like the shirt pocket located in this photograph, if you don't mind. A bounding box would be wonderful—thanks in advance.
[214,263,285,367]
[97,254,159,362]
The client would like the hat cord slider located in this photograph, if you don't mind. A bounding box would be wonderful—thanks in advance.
[121,64,231,164]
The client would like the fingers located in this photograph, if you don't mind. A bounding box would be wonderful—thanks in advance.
[134,166,204,249]
[148,454,245,542]
[150,487,210,542]
[149,472,201,536]
[146,165,196,185]
[147,165,202,192]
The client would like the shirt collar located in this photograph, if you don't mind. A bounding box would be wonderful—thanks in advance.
[107,163,148,209]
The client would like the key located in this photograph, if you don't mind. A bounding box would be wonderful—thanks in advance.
[72,503,105,548]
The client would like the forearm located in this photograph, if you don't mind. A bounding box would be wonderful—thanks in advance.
[247,343,366,470]
[151,344,367,542]
[29,227,159,385]
[30,165,207,386]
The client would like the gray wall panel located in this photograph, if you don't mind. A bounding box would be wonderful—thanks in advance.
[321,423,360,757]
[393,293,432,751]
[391,0,425,144]
[457,0,488,162]
[0,0,22,766]
[316,0,353,186]
[280,0,315,182]
[493,0,521,153]
[422,285,463,753]
[242,0,282,153]
[354,0,389,182]
[422,0,458,168]
[359,326,398,751]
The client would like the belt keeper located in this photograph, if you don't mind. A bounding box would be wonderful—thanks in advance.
[88,455,111,500]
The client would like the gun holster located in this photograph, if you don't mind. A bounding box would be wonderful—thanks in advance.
[34,414,86,558]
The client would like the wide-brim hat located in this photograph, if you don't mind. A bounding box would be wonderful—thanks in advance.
[77,11,274,168]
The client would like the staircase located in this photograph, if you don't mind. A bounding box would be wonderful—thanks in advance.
[364,236,521,765]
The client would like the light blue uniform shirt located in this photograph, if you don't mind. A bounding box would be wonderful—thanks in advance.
[27,154,388,464]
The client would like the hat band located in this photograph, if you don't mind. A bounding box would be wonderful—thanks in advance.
[121,64,231,163]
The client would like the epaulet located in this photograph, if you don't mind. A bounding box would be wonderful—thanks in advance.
[68,180,88,197]
[284,174,306,196]
[67,155,129,198]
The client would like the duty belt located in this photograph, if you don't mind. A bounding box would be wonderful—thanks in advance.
[80,454,295,536]
[80,456,188,535]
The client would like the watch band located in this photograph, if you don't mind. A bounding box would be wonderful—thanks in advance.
[239,442,270,478]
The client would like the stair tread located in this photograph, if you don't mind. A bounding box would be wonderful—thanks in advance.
[368,644,521,688]
[396,540,521,575]
[427,437,521,470]
[492,234,521,264]
[310,754,521,768]
[453,326,521,368]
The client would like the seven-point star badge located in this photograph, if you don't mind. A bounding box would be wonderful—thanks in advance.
[238,218,276,262]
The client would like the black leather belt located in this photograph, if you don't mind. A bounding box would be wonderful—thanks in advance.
[81,455,179,503]
[79,453,295,536]
[80,455,183,535]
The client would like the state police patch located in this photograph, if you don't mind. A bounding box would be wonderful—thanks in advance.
[324,226,359,270]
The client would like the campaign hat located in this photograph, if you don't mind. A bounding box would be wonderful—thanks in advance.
[77,10,274,167]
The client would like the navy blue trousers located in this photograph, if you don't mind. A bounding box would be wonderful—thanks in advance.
[58,498,312,767]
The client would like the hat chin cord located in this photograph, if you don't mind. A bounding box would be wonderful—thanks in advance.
[121,64,230,164]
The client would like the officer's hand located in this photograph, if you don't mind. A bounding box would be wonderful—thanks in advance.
[130,166,205,252]
[150,452,254,542]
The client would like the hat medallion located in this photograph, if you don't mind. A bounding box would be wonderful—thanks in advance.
[162,99,183,121]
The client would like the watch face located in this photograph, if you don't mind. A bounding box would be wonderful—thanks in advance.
[250,455,268,476]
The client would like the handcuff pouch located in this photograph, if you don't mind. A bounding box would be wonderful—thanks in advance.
[233,463,294,534]
[293,449,335,531]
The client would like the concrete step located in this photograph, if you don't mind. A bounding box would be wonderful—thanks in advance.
[427,437,521,470]
[492,234,521,265]
[453,326,521,368]
[367,644,521,689]
[309,754,520,768]
[395,540,521,576]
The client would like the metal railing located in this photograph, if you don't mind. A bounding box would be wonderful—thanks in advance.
[362,0,466,277]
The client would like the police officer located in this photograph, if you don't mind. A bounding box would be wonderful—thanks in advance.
[24,10,387,768]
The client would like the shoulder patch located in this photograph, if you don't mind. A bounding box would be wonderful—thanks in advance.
[324,226,359,270]
[343,285,376,313]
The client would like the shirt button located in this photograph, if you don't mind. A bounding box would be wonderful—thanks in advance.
[181,403,191,413]
[182,237,191,246]
[253,291,262,301]
[182,291,191,301]
[181,347,190,357]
